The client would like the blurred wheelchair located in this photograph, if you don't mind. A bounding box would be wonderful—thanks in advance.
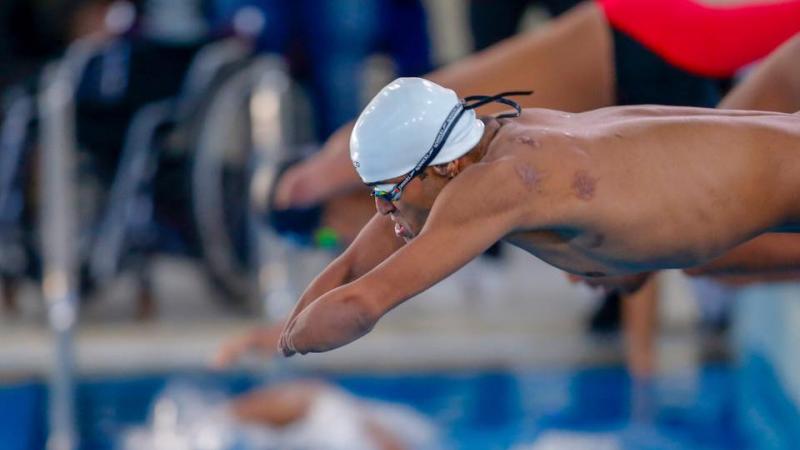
[0,6,306,319]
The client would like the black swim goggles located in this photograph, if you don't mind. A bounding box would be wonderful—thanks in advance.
[369,90,532,203]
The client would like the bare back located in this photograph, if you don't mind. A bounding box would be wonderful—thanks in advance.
[484,106,800,276]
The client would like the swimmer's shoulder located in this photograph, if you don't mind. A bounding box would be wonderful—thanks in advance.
[485,113,577,162]
[447,154,565,232]
[484,113,550,161]
[455,152,551,209]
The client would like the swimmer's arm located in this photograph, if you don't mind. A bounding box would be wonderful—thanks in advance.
[280,213,403,342]
[281,164,525,355]
[274,124,362,207]
[684,233,800,277]
[219,215,400,365]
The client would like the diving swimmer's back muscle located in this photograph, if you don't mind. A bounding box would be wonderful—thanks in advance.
[480,106,800,276]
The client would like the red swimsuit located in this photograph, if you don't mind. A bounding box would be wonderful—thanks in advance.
[599,0,800,77]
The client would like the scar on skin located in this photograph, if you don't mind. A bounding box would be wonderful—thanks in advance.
[614,132,624,139]
[514,163,540,190]
[515,135,540,147]
[572,170,597,200]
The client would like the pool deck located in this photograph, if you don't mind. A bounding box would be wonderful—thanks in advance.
[0,247,724,380]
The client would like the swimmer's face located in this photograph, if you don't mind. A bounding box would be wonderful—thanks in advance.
[372,168,447,242]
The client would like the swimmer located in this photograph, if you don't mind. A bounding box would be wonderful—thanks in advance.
[210,324,440,450]
[276,76,800,356]
[124,379,438,450]
[231,381,438,450]
[223,34,800,372]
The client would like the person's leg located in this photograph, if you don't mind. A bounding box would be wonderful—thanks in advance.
[622,277,658,379]
[1,276,18,315]
[431,0,615,113]
[719,33,800,112]
[135,266,155,321]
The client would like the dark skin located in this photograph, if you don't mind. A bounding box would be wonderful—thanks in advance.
[278,105,800,356]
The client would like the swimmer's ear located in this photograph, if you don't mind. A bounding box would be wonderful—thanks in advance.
[432,160,460,179]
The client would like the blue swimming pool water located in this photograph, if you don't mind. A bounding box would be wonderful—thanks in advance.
[0,364,754,450]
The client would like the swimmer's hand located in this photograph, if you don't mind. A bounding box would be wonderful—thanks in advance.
[567,272,652,294]
[273,125,361,209]
[212,323,284,368]
[279,288,379,357]
[273,162,327,209]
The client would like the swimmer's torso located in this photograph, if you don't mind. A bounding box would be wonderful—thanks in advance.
[479,106,800,276]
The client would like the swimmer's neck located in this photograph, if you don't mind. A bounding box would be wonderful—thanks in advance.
[473,116,505,162]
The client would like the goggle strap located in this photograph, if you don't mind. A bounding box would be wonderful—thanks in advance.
[463,91,533,119]
[402,104,466,181]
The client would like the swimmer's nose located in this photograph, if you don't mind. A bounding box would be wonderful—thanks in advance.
[375,197,396,215]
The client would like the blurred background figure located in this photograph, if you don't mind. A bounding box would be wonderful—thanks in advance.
[123,379,440,450]
[208,0,433,139]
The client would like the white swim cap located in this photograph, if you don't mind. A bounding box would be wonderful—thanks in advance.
[350,77,485,184]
